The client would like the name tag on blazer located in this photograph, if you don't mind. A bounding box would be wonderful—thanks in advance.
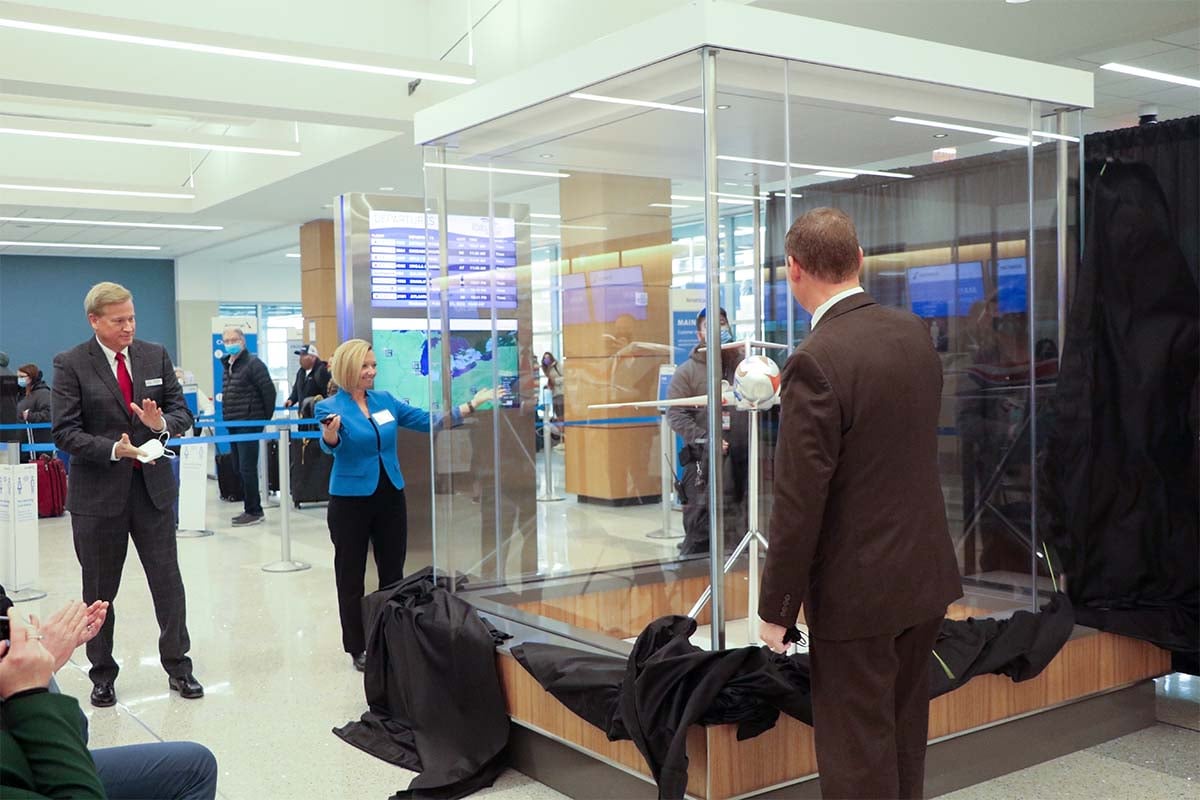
[145,378,164,387]
[371,409,395,426]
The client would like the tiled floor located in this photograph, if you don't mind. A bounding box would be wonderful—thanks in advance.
[11,476,1198,799]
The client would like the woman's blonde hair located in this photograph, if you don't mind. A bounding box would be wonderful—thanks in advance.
[329,339,372,391]
[84,281,133,317]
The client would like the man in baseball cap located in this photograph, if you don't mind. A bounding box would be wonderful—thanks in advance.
[285,344,332,412]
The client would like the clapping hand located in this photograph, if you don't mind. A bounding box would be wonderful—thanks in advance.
[0,612,55,700]
[30,600,109,672]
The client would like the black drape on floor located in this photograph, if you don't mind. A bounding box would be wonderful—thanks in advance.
[1042,157,1199,657]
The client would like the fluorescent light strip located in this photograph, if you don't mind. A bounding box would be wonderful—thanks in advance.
[0,240,160,251]
[890,116,1079,143]
[1100,63,1200,89]
[670,194,703,202]
[989,136,1042,147]
[286,253,301,258]
[0,127,300,156]
[569,92,703,115]
[529,213,560,219]
[650,203,689,208]
[761,192,804,199]
[0,17,475,85]
[424,163,569,179]
[815,170,857,179]
[0,183,194,199]
[530,234,560,240]
[0,215,221,231]
[717,154,913,179]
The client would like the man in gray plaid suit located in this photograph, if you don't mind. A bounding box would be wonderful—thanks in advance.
[52,281,203,707]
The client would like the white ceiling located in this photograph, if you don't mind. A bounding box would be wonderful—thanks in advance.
[0,0,1195,262]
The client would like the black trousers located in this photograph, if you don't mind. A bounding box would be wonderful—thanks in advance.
[327,469,407,655]
[809,614,944,800]
[72,468,193,685]
[229,431,263,515]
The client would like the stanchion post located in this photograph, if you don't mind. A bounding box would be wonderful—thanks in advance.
[537,412,563,502]
[262,429,310,573]
[647,411,682,540]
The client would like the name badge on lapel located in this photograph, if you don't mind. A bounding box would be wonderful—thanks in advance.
[372,409,395,426]
[145,378,164,387]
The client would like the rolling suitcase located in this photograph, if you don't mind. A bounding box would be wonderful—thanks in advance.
[28,427,66,518]
[216,452,244,502]
[290,438,331,508]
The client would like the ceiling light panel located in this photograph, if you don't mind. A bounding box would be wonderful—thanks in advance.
[570,92,703,114]
[0,215,221,230]
[716,155,913,179]
[890,116,1079,143]
[424,163,569,179]
[0,182,194,199]
[0,13,475,85]
[0,240,161,250]
[1099,63,1200,89]
[0,119,300,156]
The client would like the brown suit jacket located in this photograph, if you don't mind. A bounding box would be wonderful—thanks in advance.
[759,293,961,640]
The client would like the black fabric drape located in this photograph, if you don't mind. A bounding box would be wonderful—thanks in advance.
[513,600,1072,800]
[1042,160,1199,654]
[333,568,509,800]
[1084,116,1199,283]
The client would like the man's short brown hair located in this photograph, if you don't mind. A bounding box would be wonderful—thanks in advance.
[785,208,861,282]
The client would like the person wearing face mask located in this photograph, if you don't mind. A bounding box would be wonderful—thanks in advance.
[666,307,749,557]
[15,364,53,462]
[219,327,277,526]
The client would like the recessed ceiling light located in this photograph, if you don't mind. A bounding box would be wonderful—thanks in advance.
[0,182,194,199]
[424,163,569,179]
[569,92,703,114]
[378,186,395,191]
[933,133,949,138]
[716,104,731,110]
[744,171,756,177]
[0,16,475,85]
[539,153,554,159]
[0,215,221,231]
[1099,63,1200,89]
[0,240,161,251]
[718,154,914,179]
[1005,0,1031,4]
[890,116,1079,143]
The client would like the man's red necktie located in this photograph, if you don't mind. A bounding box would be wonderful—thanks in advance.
[115,352,141,469]
[115,352,134,410]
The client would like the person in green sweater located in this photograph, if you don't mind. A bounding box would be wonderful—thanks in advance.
[0,611,106,799]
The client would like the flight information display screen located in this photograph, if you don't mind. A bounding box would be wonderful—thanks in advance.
[368,210,517,312]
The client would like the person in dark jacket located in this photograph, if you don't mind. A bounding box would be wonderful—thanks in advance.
[666,307,749,556]
[220,327,277,526]
[16,363,52,461]
[284,344,331,413]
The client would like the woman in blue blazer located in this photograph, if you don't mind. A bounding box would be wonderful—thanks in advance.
[316,339,498,670]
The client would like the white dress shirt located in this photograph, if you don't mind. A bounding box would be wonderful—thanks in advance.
[810,286,866,329]
[96,337,165,460]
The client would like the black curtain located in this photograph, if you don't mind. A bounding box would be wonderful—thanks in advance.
[1083,116,1199,283]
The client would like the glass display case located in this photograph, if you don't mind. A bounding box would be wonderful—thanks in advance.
[414,17,1087,654]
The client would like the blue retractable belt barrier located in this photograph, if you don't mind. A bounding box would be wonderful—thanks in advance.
[560,415,659,427]
[0,423,52,430]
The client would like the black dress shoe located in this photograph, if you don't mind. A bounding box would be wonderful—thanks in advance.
[353,652,367,672]
[90,682,116,708]
[167,674,204,699]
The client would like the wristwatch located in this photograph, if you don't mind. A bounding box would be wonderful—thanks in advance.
[467,400,476,413]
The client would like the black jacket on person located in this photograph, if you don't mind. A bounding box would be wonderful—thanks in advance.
[17,378,52,445]
[512,597,1074,800]
[286,360,331,410]
[334,568,509,800]
[220,352,276,421]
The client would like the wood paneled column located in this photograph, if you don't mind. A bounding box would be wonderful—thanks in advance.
[299,219,339,358]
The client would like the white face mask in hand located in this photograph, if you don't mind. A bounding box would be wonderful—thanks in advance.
[136,432,176,463]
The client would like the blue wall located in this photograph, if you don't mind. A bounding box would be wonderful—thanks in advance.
[0,255,177,381]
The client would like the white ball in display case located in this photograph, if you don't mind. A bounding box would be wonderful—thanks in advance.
[732,355,782,407]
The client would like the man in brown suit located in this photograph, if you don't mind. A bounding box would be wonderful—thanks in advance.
[758,208,962,799]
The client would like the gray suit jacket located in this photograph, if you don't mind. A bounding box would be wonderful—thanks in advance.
[759,293,962,640]
[52,339,193,516]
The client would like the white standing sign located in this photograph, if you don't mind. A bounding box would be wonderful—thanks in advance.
[0,464,39,590]
[177,441,210,534]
